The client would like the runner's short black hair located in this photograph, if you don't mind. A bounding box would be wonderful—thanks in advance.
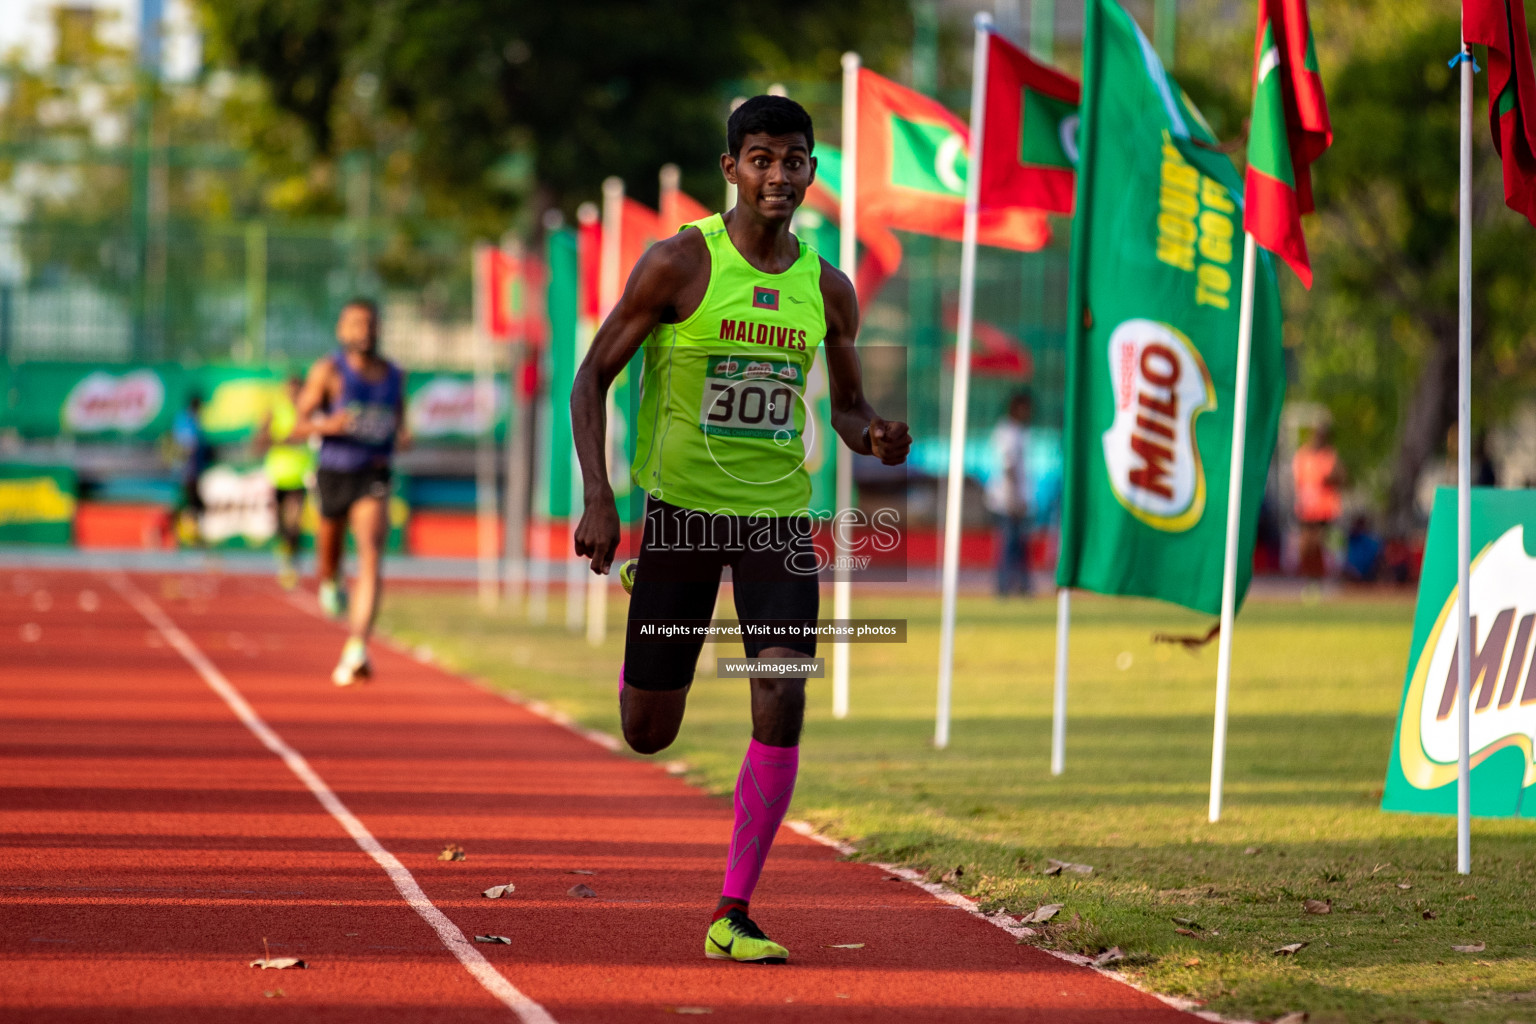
[727,95,814,157]
[342,296,379,319]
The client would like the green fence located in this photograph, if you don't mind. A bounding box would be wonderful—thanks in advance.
[0,219,472,370]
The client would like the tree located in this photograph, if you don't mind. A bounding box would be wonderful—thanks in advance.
[1294,13,1536,530]
[201,0,913,222]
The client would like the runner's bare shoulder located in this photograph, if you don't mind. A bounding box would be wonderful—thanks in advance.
[634,225,711,322]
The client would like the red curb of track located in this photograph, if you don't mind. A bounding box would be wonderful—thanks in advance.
[1,568,1215,1023]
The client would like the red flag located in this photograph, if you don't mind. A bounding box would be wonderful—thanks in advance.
[979,33,1081,215]
[856,68,1050,252]
[1465,0,1536,227]
[478,246,546,346]
[618,197,662,286]
[1243,0,1332,287]
[659,183,713,234]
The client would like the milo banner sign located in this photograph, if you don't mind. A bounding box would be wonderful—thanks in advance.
[1383,489,1536,819]
[5,362,186,440]
[1056,0,1285,615]
[0,463,76,544]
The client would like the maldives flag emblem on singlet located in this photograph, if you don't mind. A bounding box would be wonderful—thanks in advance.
[751,287,779,310]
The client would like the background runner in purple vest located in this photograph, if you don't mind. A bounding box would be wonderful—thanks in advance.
[292,298,409,686]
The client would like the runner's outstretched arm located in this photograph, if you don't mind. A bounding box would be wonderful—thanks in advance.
[571,234,705,574]
[820,259,912,466]
[291,358,349,440]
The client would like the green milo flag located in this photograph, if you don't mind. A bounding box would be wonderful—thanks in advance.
[1383,489,1536,819]
[1056,0,1285,615]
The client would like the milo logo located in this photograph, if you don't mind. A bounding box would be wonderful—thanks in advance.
[1100,319,1214,532]
[1398,526,1536,791]
[62,370,165,434]
[408,377,498,438]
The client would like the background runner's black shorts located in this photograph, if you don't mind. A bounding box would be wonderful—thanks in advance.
[623,498,820,691]
[317,467,391,521]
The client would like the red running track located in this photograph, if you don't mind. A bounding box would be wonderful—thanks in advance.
[0,568,1202,1023]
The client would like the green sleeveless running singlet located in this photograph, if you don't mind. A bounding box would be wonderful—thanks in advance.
[631,214,826,516]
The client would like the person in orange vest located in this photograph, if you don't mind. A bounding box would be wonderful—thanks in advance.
[1292,422,1345,579]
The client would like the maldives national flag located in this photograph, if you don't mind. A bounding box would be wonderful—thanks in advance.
[1465,0,1536,227]
[478,246,546,347]
[1243,0,1332,288]
[856,68,1050,252]
[980,32,1081,215]
[803,143,905,304]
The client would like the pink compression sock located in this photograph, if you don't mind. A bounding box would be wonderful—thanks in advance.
[721,739,800,903]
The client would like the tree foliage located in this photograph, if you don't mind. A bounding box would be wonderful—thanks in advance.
[202,0,912,222]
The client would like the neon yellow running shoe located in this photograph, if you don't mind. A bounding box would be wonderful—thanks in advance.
[705,908,788,964]
[618,559,638,595]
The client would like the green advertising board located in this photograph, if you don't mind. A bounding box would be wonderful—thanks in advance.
[1382,488,1536,819]
[6,362,188,440]
[0,463,77,544]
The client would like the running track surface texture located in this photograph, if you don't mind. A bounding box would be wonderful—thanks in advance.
[1,568,1205,1023]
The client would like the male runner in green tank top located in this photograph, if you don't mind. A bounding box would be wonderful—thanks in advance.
[571,96,911,964]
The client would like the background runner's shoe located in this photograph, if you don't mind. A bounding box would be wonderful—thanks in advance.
[319,580,348,619]
[332,638,371,687]
[705,908,788,964]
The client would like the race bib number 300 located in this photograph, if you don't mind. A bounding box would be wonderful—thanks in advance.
[699,355,804,439]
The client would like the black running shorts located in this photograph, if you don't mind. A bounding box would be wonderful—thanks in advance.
[316,466,391,521]
[622,498,820,691]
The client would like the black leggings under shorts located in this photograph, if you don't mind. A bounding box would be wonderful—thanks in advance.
[622,498,820,691]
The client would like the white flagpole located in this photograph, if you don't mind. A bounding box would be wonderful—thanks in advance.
[1208,231,1259,823]
[502,240,531,615]
[1051,587,1070,773]
[1455,32,1474,875]
[567,201,600,634]
[935,13,992,750]
[472,243,500,611]
[587,176,624,646]
[833,52,860,721]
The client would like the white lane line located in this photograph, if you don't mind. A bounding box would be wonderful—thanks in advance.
[109,574,557,1024]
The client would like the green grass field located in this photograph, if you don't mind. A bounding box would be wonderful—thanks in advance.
[378,586,1536,1024]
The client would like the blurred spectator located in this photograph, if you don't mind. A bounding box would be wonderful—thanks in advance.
[1474,431,1498,487]
[1343,514,1382,582]
[1292,422,1344,578]
[171,393,214,545]
[986,391,1034,596]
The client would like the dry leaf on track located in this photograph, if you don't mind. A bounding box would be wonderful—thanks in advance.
[438,843,466,862]
[1021,903,1064,924]
[1303,899,1332,915]
[1451,942,1486,953]
[568,869,596,875]
[482,884,515,899]
[1091,946,1125,967]
[824,943,865,949]
[1273,942,1309,956]
[1045,859,1093,876]
[474,935,511,944]
[567,884,597,898]
[250,958,305,969]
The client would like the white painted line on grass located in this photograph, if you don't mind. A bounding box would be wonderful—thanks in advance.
[110,574,557,1024]
[783,820,1253,1024]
